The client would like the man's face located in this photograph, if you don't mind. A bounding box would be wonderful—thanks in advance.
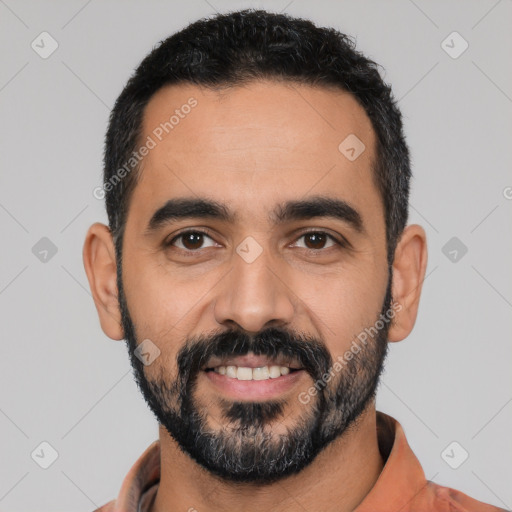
[118,81,391,482]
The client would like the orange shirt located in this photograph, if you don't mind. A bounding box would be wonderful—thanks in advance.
[94,412,507,512]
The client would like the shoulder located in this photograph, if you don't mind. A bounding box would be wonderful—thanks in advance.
[425,481,508,512]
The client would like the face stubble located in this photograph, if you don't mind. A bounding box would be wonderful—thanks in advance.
[117,258,392,484]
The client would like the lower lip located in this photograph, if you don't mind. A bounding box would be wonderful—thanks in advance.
[203,369,306,400]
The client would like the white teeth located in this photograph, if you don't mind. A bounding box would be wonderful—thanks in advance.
[236,367,253,380]
[252,366,270,380]
[269,365,282,379]
[212,365,296,380]
[225,365,237,378]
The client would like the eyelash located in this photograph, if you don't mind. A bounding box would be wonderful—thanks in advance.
[165,229,349,253]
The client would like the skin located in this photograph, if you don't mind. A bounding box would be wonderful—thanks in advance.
[83,81,427,512]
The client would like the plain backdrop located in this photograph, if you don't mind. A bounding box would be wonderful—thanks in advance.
[0,0,511,510]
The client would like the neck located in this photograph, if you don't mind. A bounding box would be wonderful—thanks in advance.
[151,404,383,512]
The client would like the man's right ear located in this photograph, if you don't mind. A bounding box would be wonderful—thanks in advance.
[83,223,124,340]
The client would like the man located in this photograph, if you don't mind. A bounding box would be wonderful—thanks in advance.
[83,9,506,512]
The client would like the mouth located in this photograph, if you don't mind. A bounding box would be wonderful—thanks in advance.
[202,352,303,381]
[204,364,301,381]
[201,352,305,400]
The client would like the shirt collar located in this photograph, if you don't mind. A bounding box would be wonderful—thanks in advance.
[354,411,429,511]
[114,439,160,512]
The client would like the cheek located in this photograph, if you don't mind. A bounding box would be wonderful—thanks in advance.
[296,267,386,355]
[123,247,198,328]
[122,260,199,372]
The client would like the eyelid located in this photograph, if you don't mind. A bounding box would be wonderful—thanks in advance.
[165,227,350,251]
[290,228,350,250]
[165,227,218,248]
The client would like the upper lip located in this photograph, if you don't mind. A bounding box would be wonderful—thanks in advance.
[202,352,302,371]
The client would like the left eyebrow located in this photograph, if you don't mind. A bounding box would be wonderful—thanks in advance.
[271,195,364,233]
[144,195,364,235]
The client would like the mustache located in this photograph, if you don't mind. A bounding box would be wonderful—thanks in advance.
[176,326,333,385]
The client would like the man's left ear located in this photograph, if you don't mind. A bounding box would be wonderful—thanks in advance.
[388,224,428,343]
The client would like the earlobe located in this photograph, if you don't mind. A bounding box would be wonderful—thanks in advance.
[387,224,428,343]
[82,223,124,340]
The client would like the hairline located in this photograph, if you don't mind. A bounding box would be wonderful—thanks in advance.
[113,77,387,257]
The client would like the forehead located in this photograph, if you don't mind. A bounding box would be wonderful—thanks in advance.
[129,80,381,231]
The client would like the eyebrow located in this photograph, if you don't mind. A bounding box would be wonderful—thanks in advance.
[145,195,364,234]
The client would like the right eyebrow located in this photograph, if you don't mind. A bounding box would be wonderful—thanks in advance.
[145,198,236,235]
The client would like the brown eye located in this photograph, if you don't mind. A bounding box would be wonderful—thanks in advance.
[168,231,216,251]
[293,231,339,251]
[304,232,328,249]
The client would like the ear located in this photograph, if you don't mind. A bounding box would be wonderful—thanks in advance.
[83,223,124,340]
[388,224,428,343]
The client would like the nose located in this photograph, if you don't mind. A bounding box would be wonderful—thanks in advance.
[213,242,295,334]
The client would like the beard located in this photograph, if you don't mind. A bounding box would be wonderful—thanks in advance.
[117,265,392,484]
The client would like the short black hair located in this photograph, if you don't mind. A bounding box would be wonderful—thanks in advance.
[103,9,411,264]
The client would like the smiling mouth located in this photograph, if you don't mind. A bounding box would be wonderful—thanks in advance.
[204,365,301,381]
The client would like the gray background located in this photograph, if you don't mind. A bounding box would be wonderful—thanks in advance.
[0,0,511,510]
